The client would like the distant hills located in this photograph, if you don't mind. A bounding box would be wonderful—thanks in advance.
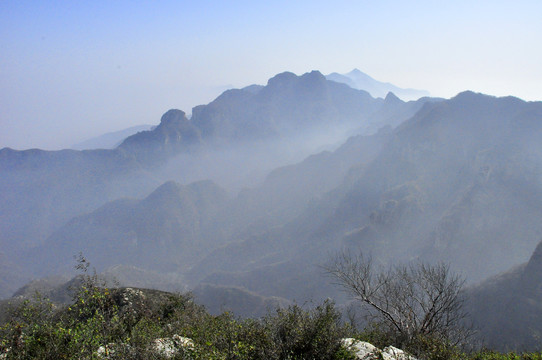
[326,69,430,100]
[71,124,155,150]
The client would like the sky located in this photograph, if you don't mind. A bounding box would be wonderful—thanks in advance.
[1,0,541,150]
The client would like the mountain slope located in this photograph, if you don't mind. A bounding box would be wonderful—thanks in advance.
[29,180,229,275]
[0,70,421,259]
[0,147,157,249]
[191,92,542,301]
[466,239,542,351]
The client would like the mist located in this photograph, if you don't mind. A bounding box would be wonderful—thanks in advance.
[2,0,542,352]
[2,67,542,351]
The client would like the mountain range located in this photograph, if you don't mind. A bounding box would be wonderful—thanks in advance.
[1,70,542,350]
[326,69,430,100]
[0,70,433,256]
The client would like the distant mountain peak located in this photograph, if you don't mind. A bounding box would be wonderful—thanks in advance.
[449,91,521,107]
[266,70,326,89]
[117,109,201,165]
[452,90,484,99]
[299,70,327,86]
[301,70,325,79]
[326,69,430,101]
[384,92,402,104]
[266,71,298,86]
[346,68,375,81]
[159,109,188,127]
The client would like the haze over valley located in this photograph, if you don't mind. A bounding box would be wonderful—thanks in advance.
[2,1,542,354]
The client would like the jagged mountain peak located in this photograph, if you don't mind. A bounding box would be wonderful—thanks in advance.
[266,70,326,88]
[266,71,298,86]
[300,70,325,80]
[159,109,188,127]
[384,92,403,104]
[117,109,202,165]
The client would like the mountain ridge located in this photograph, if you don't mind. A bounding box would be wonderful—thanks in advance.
[326,68,430,100]
[0,70,434,261]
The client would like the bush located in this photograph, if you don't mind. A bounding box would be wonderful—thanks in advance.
[4,269,542,360]
[326,251,473,352]
[0,289,355,359]
[263,300,355,360]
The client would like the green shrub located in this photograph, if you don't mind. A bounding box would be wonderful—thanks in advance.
[263,300,354,360]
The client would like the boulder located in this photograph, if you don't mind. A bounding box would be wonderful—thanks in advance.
[383,345,417,360]
[342,338,417,360]
[151,334,195,358]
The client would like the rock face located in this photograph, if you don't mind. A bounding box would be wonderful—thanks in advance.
[118,109,203,165]
[341,339,417,360]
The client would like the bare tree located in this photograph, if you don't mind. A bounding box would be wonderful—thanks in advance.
[326,252,472,348]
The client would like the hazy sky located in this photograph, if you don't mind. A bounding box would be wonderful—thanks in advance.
[1,0,541,150]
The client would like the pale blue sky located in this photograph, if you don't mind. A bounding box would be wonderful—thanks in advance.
[1,1,541,149]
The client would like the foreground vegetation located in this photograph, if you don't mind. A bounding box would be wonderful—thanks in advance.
[1,261,542,359]
[0,261,355,360]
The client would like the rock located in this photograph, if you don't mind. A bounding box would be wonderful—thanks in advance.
[152,334,195,358]
[0,348,9,359]
[95,334,195,359]
[383,345,417,360]
[341,338,417,360]
[341,338,378,359]
[96,343,134,359]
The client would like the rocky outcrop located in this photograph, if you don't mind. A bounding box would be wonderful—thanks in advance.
[342,338,417,360]
[118,109,203,165]
[151,335,195,359]
[94,337,415,360]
